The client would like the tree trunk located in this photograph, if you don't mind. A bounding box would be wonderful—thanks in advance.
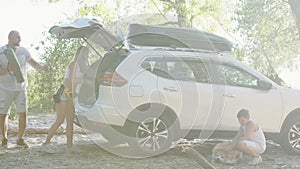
[8,128,86,135]
[182,147,216,169]
[288,0,300,38]
[175,0,189,27]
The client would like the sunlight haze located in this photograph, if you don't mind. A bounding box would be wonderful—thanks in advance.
[0,0,77,57]
[0,0,299,89]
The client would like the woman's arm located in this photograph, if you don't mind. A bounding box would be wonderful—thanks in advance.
[67,61,77,90]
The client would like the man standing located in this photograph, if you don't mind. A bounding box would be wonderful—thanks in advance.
[0,30,49,148]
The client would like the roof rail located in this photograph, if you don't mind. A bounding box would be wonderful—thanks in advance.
[130,45,222,54]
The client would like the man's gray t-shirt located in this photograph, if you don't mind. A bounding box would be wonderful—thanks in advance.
[0,45,32,91]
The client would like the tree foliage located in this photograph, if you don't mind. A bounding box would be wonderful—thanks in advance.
[27,34,81,113]
[153,0,236,31]
[29,0,300,113]
[234,0,299,83]
[288,0,300,37]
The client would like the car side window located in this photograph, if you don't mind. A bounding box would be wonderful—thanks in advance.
[141,57,210,83]
[166,60,195,81]
[140,57,173,79]
[184,60,210,83]
[214,64,258,88]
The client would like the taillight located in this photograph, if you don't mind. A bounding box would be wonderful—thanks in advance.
[99,72,127,87]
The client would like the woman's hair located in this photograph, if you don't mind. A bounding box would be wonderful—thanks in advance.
[73,46,89,61]
[237,109,250,118]
[73,46,89,73]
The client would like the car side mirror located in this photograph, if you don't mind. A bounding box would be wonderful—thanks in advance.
[257,80,272,90]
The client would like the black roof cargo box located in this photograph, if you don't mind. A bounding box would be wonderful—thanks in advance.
[127,24,233,51]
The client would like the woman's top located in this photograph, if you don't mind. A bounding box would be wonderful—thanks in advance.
[64,62,84,80]
[63,61,85,91]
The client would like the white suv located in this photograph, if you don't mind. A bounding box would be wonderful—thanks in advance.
[50,18,300,157]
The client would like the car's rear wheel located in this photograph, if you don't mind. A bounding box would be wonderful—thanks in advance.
[126,114,176,158]
[280,115,300,155]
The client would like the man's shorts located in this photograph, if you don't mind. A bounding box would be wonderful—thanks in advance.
[241,140,266,155]
[0,88,27,115]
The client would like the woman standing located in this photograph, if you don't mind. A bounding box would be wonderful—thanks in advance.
[44,46,89,148]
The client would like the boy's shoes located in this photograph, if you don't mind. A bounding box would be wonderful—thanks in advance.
[1,138,8,148]
[16,138,29,148]
[248,155,262,165]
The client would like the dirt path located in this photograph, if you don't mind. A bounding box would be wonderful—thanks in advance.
[0,114,299,169]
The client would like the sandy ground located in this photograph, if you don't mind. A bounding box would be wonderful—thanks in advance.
[0,114,299,169]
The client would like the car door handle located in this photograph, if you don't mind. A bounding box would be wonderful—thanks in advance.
[223,93,236,98]
[163,87,179,92]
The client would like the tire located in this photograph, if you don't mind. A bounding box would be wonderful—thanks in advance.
[280,115,300,155]
[127,114,176,158]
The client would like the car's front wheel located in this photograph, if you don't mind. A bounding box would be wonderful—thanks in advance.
[280,115,300,155]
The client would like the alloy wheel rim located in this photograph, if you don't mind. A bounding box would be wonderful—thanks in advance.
[136,117,169,152]
[288,122,300,151]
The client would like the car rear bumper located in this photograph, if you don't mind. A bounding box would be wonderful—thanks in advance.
[74,98,127,127]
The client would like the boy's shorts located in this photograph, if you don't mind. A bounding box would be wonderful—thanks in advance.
[0,88,27,115]
[242,140,266,155]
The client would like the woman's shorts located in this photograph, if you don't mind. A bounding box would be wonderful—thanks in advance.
[60,91,72,101]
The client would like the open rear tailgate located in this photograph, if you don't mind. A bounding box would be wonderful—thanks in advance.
[49,18,120,51]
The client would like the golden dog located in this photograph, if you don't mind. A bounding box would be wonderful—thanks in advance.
[212,141,243,164]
